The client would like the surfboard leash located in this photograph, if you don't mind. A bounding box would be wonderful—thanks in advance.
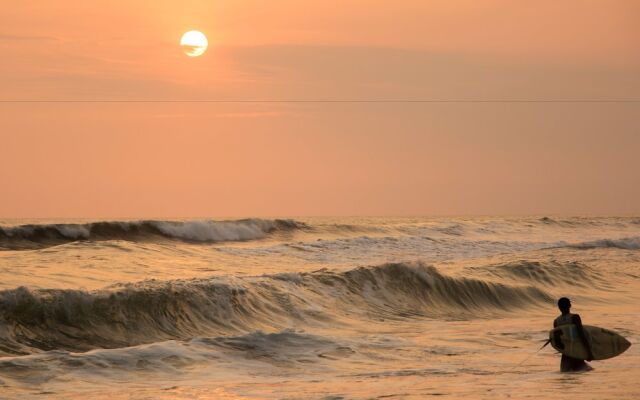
[515,339,551,367]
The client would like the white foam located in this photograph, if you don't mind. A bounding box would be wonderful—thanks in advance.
[55,225,91,239]
[152,220,274,242]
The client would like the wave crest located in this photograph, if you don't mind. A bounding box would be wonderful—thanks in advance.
[470,260,600,287]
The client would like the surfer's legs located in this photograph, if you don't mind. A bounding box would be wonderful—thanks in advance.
[560,355,591,372]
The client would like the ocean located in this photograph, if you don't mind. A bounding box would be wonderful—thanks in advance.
[0,217,638,399]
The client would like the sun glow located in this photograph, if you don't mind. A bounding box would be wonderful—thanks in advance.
[180,30,208,57]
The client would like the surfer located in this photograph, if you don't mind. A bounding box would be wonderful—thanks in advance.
[553,297,594,372]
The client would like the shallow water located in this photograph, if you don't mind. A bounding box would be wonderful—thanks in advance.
[0,217,638,399]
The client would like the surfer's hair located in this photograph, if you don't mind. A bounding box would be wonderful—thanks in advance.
[558,297,571,311]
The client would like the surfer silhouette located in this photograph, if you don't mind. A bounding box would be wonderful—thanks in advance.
[553,297,594,372]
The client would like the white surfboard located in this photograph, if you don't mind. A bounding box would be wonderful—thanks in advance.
[549,325,631,360]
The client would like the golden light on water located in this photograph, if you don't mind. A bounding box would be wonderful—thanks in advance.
[180,30,208,57]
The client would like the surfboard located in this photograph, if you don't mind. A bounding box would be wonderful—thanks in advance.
[549,325,631,360]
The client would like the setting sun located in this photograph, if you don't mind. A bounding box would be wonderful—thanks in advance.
[180,30,208,57]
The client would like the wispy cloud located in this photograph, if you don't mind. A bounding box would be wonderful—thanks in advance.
[2,42,637,101]
[0,34,58,41]
[152,111,286,119]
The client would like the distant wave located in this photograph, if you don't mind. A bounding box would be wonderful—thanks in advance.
[557,237,640,250]
[537,216,633,228]
[0,219,306,250]
[0,262,551,355]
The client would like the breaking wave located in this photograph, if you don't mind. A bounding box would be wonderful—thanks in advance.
[0,219,306,250]
[0,262,551,355]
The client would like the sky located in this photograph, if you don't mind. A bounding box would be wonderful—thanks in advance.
[1,1,639,218]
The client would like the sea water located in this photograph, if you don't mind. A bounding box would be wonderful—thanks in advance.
[0,217,638,399]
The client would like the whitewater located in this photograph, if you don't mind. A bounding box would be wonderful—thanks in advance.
[0,217,638,399]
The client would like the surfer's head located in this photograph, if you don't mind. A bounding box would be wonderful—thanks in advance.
[558,297,571,313]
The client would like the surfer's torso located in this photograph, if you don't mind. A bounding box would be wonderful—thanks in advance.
[553,313,591,372]
[554,313,578,328]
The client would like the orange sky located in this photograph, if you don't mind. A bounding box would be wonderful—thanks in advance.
[1,1,639,218]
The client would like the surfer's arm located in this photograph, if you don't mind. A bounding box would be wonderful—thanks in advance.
[573,315,594,361]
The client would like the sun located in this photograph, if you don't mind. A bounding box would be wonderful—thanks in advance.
[180,31,208,57]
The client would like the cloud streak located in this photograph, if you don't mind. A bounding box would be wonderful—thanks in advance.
[2,44,638,102]
[0,33,58,41]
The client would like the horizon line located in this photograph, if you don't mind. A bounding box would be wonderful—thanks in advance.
[1,99,639,104]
